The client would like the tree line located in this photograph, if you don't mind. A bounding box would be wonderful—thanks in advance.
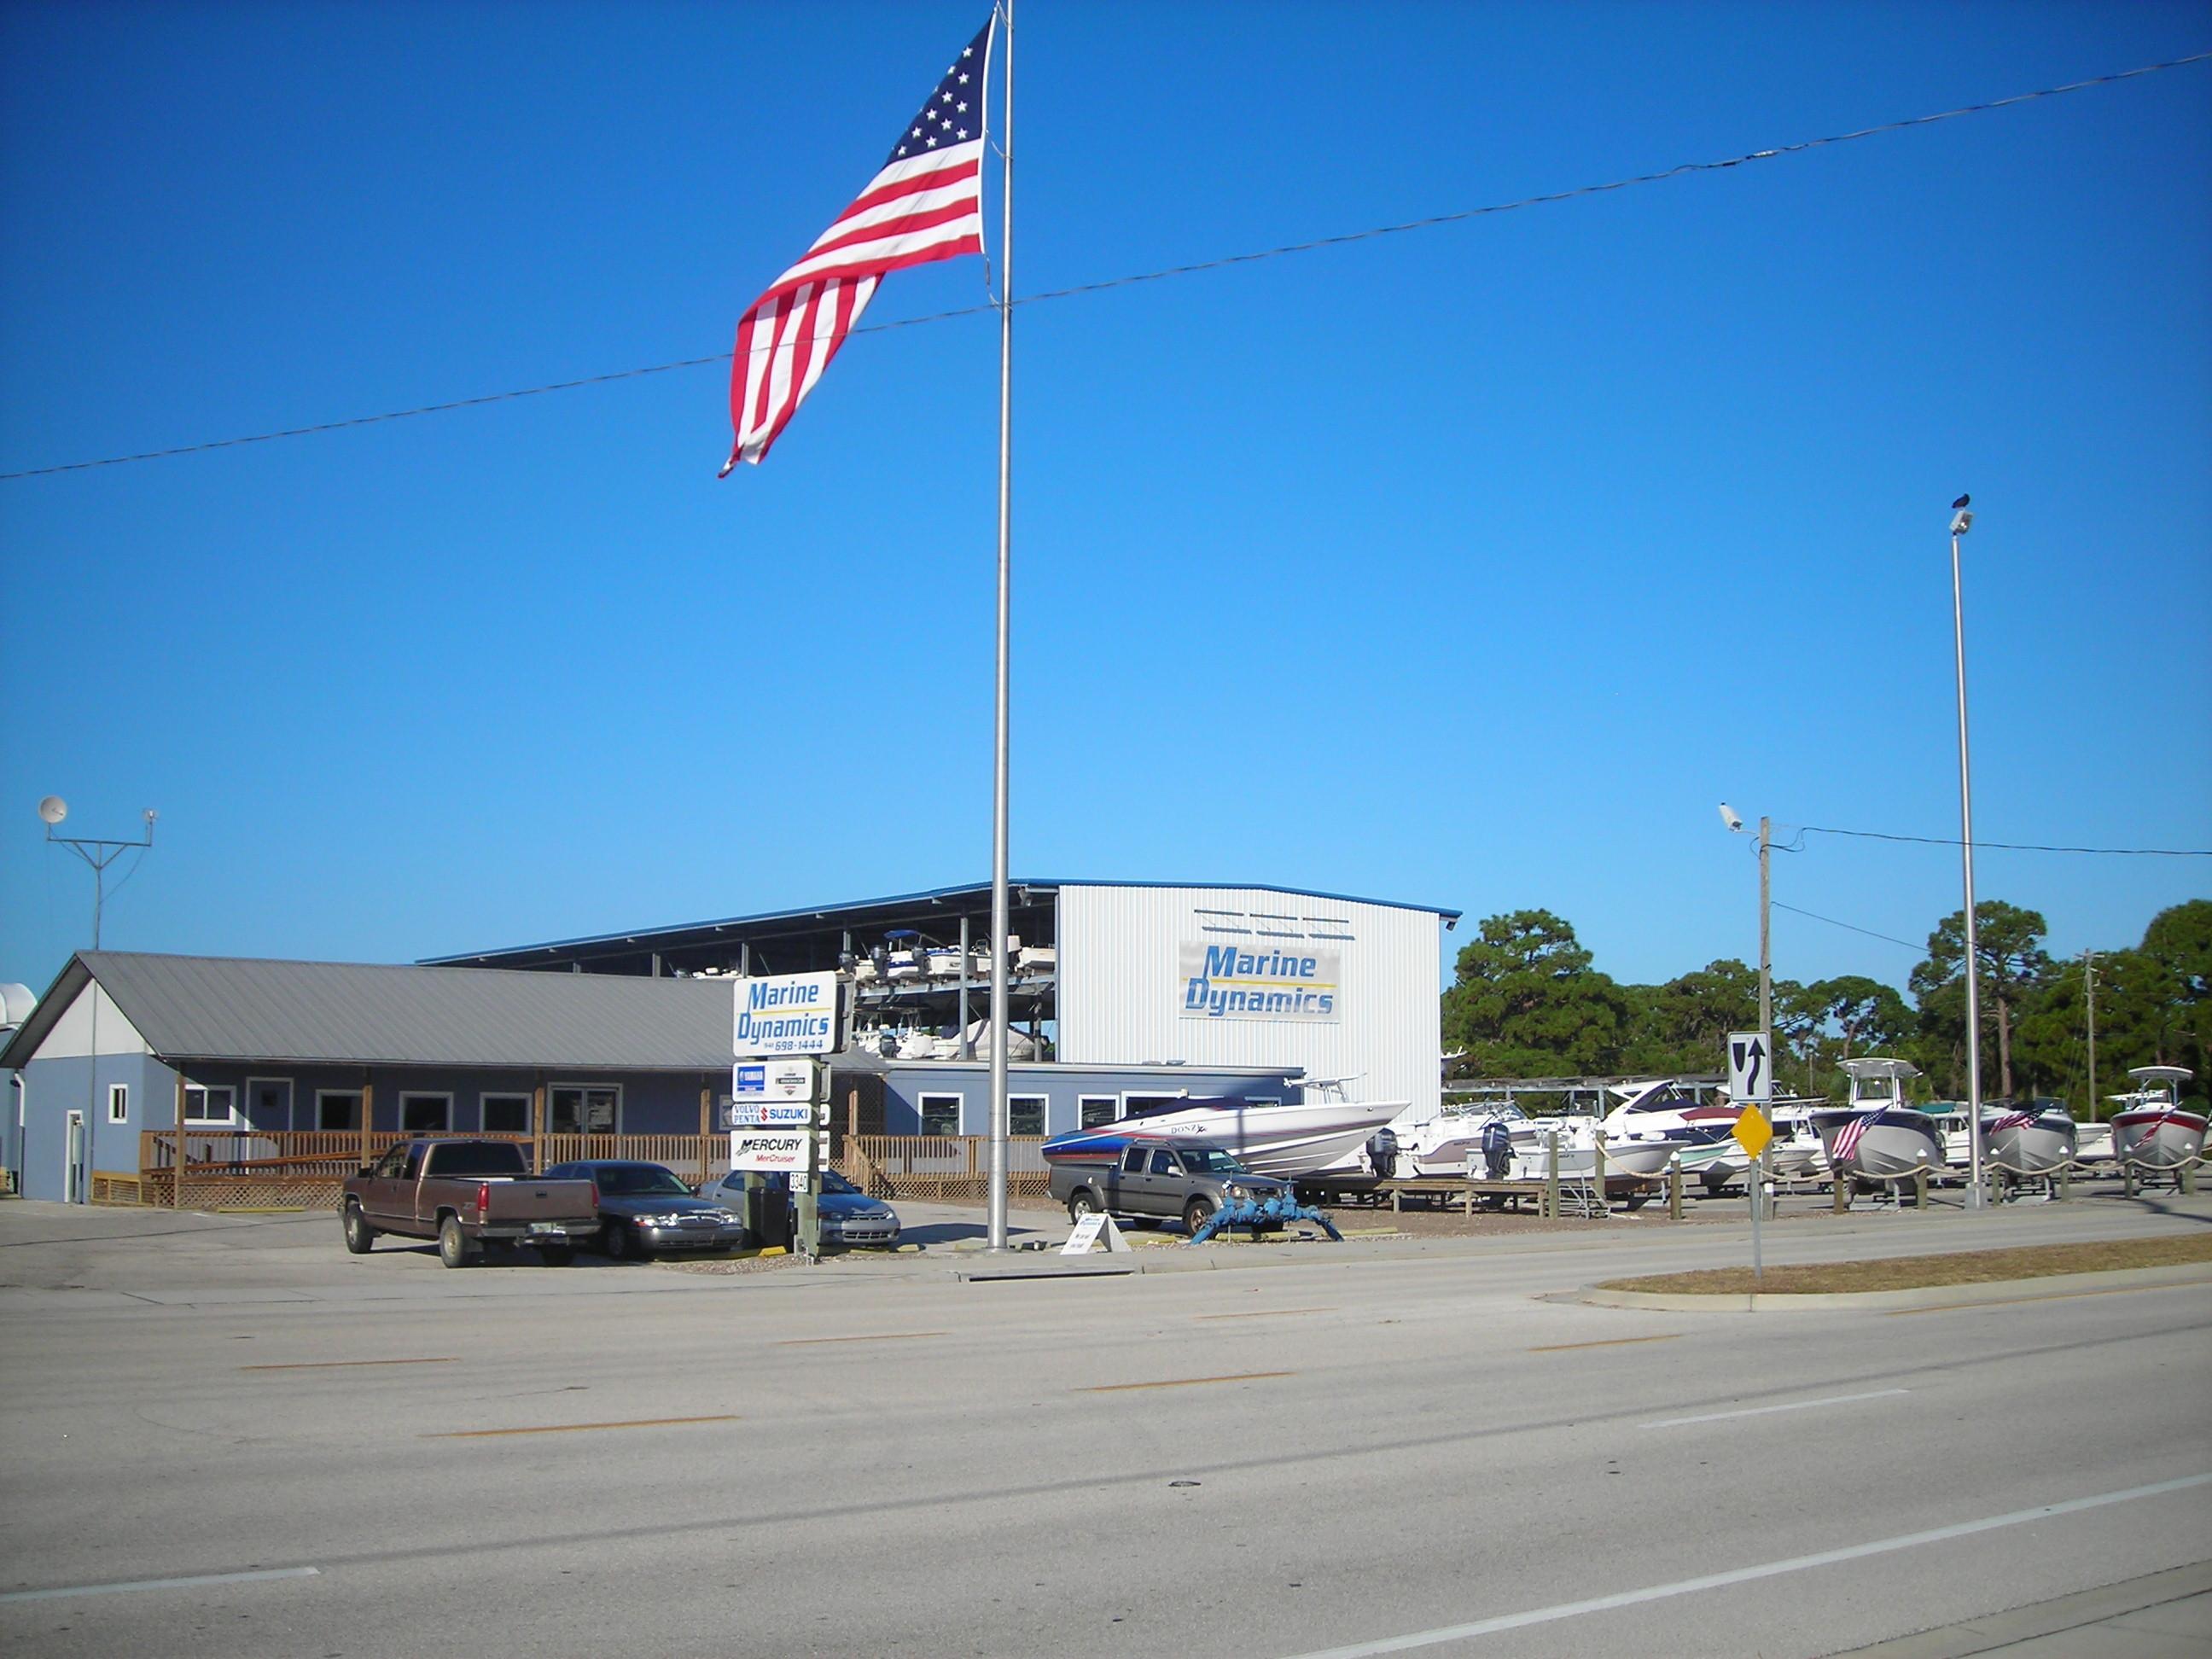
[1438,898,2210,1115]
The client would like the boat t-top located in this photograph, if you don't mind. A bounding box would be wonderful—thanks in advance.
[2106,1065,2205,1173]
[1813,1058,1945,1186]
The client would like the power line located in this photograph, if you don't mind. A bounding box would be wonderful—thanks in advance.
[1800,825,2210,858]
[4,49,2206,483]
[1772,901,1924,953]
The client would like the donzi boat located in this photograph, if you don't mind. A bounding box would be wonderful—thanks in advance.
[1042,1096,1404,1180]
[1979,1097,2078,1177]
[1814,1058,1945,1186]
[2107,1065,2206,1173]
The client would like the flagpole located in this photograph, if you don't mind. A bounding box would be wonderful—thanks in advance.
[986,0,1014,1253]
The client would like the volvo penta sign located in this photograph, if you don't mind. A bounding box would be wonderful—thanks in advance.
[731,971,840,1057]
[1178,941,1340,1023]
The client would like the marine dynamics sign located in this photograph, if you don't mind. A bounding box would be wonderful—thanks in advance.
[1179,941,1340,1023]
[731,970,840,1057]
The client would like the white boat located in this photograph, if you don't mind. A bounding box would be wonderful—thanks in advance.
[1815,1058,1945,1186]
[1598,1080,1746,1192]
[1764,1098,1832,1180]
[1507,1114,1676,1185]
[1043,1096,1405,1181]
[1390,1097,1546,1178]
[2108,1065,2206,1173]
[1981,1098,2079,1176]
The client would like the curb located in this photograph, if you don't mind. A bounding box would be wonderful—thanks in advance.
[1579,1260,2212,1313]
[1831,1557,2212,1656]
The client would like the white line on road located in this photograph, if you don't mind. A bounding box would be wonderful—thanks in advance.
[1278,1471,2212,1658]
[1639,1387,1910,1429]
[0,1566,321,1604]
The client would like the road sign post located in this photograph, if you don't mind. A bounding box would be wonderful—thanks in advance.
[1732,1103,1774,1284]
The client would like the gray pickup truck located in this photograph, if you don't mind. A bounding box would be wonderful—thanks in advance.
[1049,1138,1293,1235]
[341,1139,601,1267]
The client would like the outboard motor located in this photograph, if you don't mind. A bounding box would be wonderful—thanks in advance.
[1365,1128,1399,1179]
[1481,1118,1512,1181]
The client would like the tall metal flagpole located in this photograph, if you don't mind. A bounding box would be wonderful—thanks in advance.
[986,0,1015,1253]
[1949,502,1987,1209]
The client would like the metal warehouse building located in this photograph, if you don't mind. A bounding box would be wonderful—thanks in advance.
[430,878,1458,1132]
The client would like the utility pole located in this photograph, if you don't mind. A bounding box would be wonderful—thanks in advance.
[2083,950,2099,1123]
[1947,502,1987,1209]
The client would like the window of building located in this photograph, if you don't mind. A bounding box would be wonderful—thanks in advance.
[108,1083,129,1124]
[1247,1097,1281,1111]
[399,1092,451,1132]
[548,1085,620,1135]
[183,1085,236,1123]
[918,1092,962,1137]
[1008,1094,1047,1137]
[481,1093,531,1135]
[1122,1093,1185,1117]
[1079,1095,1118,1129]
[317,1091,362,1132]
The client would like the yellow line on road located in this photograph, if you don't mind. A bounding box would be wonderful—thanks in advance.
[423,1414,740,1439]
[1528,1333,1684,1353]
[242,1357,458,1371]
[774,1330,949,1346]
[1884,1280,2212,1317]
[1078,1371,1295,1393]
[1194,1307,1336,1321]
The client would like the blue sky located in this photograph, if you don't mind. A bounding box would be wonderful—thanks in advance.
[3,1,2207,1004]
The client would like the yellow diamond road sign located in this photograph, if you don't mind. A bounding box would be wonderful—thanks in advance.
[1732,1104,1773,1161]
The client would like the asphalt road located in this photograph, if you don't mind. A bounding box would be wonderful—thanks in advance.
[1,1193,2207,1658]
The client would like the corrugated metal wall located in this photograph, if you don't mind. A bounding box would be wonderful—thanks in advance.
[1057,885,1441,1116]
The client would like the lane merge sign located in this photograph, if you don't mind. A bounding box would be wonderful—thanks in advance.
[1727,1031,1773,1102]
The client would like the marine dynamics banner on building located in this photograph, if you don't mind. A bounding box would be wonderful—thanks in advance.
[1179,941,1341,1022]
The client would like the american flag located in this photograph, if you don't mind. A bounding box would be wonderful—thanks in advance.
[1831,1109,1884,1163]
[1987,1107,2039,1134]
[719,17,995,474]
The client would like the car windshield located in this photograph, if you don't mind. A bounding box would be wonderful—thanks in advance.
[819,1169,859,1196]
[596,1165,690,1196]
[1177,1147,1246,1174]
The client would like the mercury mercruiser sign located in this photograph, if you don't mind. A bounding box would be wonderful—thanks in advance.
[1178,941,1340,1023]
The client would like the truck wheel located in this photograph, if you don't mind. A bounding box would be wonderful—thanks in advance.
[341,1202,376,1254]
[536,1244,575,1266]
[601,1221,636,1261]
[1067,1189,1100,1224]
[437,1214,478,1269]
[1184,1196,1216,1236]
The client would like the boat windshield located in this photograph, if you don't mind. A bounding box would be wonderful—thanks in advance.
[1177,1147,1248,1174]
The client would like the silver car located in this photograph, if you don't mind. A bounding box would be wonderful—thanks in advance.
[700,1168,900,1248]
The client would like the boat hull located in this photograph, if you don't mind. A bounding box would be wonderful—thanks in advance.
[1042,1100,1405,1180]
[1982,1113,2078,1176]
[1813,1110,1946,1185]
[2110,1109,2209,1171]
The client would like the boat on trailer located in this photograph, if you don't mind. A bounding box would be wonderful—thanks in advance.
[1042,1095,1403,1181]
[1813,1058,1946,1187]
[1979,1097,2079,1177]
[2107,1066,2205,1173]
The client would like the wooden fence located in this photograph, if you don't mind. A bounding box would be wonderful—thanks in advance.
[128,1131,1050,1211]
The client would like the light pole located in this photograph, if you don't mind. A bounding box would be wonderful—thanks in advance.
[1947,500,1987,1208]
[39,797,157,949]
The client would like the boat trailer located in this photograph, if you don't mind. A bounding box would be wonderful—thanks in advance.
[1189,1192,1342,1244]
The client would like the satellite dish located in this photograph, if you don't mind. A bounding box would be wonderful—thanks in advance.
[38,795,67,826]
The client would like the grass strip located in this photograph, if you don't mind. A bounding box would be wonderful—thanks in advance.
[1598,1234,2212,1296]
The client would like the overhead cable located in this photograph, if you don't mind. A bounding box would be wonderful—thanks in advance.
[3,49,2206,483]
[1771,902,1925,953]
[1800,825,2210,858]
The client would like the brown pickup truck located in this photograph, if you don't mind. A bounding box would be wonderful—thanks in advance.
[341,1139,601,1267]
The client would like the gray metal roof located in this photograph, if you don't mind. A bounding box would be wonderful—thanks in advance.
[0,952,736,1073]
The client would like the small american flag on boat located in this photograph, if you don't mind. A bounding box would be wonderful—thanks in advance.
[1987,1108,2039,1133]
[1831,1109,1884,1163]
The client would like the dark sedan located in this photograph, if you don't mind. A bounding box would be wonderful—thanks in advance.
[542,1161,749,1260]
[700,1167,900,1248]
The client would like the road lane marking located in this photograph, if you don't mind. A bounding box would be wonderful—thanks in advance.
[1278,1471,2212,1658]
[774,1330,948,1346]
[422,1414,740,1439]
[0,1566,321,1604]
[1639,1388,1908,1429]
[1196,1307,1337,1321]
[1078,1371,1295,1393]
[1528,1333,1683,1353]
[241,1357,458,1371]
[1885,1280,2212,1316]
